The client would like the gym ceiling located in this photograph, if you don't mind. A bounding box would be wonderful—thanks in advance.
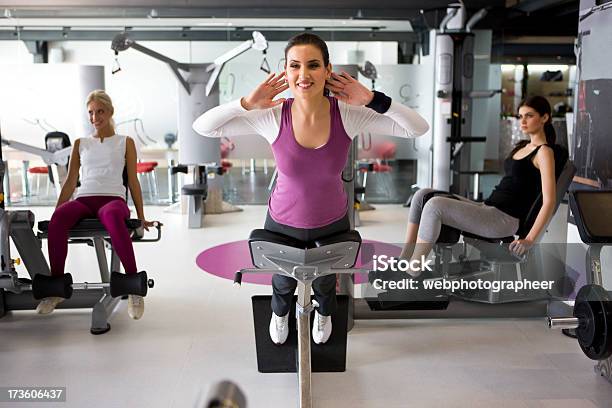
[0,0,580,63]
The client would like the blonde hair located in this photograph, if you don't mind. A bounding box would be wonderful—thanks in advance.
[86,89,115,133]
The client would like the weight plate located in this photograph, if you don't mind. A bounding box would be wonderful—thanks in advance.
[574,285,612,360]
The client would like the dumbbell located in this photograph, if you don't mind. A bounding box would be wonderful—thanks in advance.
[30,271,154,300]
[200,380,246,408]
[548,284,612,360]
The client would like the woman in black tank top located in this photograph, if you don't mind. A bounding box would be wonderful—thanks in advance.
[498,97,557,255]
[402,96,557,273]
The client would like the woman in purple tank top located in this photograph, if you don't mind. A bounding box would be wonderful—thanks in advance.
[193,33,429,345]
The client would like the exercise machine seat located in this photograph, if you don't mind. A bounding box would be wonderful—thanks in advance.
[136,162,156,174]
[28,166,49,174]
[249,229,362,250]
[248,228,362,271]
[314,230,362,247]
[38,218,143,238]
[181,183,208,198]
[249,229,302,248]
[569,190,612,244]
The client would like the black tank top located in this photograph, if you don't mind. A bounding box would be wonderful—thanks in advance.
[484,144,547,222]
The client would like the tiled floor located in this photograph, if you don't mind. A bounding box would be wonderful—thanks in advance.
[1,204,611,408]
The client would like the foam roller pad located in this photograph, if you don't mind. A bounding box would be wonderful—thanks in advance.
[110,271,148,298]
[32,273,73,300]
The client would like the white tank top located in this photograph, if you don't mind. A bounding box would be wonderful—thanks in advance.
[75,135,127,199]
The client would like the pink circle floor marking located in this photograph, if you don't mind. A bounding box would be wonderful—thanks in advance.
[196,239,401,286]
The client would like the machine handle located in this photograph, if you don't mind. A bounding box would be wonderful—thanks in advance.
[134,221,162,243]
[547,317,579,330]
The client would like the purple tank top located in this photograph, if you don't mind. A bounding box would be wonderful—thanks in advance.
[269,97,352,229]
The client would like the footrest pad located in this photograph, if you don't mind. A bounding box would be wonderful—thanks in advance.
[32,273,73,300]
[110,271,149,298]
[251,295,348,373]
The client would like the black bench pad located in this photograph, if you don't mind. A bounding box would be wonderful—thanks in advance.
[38,218,142,237]
[181,183,208,197]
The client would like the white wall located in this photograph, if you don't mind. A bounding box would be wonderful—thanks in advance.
[0,64,102,149]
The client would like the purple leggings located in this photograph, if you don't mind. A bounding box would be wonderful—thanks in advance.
[48,196,137,276]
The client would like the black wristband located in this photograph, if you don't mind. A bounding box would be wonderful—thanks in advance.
[365,90,392,114]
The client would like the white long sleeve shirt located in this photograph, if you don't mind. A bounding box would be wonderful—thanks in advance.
[192,98,429,142]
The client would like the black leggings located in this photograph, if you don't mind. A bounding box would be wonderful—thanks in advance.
[264,212,350,317]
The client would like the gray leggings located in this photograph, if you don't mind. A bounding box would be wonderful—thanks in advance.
[409,188,519,242]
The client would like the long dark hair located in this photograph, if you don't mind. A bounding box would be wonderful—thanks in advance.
[510,96,556,157]
[284,33,331,96]
[284,33,330,66]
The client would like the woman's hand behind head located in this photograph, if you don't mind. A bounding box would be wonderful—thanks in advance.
[326,71,374,106]
[242,72,289,110]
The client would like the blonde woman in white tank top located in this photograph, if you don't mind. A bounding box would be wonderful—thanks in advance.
[36,90,154,320]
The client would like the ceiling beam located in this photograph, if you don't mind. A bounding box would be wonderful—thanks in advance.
[1,6,421,20]
[0,27,418,42]
[0,1,501,9]
[512,0,574,14]
[492,42,575,61]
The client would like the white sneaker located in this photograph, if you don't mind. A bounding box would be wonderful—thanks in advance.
[312,310,332,344]
[269,312,289,345]
[36,297,64,315]
[128,295,145,320]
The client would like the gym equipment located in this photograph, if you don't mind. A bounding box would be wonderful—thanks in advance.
[2,134,72,200]
[174,164,226,228]
[548,284,612,360]
[334,64,379,220]
[0,213,161,334]
[1,137,71,169]
[432,3,502,196]
[359,147,576,317]
[164,132,177,149]
[25,132,72,199]
[250,295,350,374]
[547,190,612,363]
[199,380,247,408]
[28,271,153,300]
[0,123,162,334]
[111,31,268,222]
[235,229,365,408]
[358,61,377,89]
